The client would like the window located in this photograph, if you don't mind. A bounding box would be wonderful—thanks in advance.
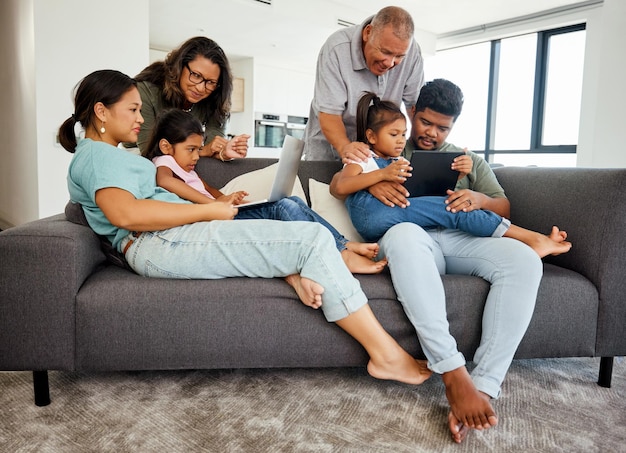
[425,24,586,167]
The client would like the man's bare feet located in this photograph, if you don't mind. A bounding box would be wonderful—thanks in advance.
[505,225,572,258]
[367,357,432,386]
[284,274,324,309]
[448,411,471,443]
[341,249,387,274]
[345,241,379,260]
[442,367,497,443]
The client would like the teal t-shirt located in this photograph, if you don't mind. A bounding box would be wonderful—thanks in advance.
[67,138,189,250]
[402,140,506,199]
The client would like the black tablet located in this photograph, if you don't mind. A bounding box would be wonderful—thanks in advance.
[403,151,463,197]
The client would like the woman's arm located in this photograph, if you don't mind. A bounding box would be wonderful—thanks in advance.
[155,166,214,204]
[95,187,236,231]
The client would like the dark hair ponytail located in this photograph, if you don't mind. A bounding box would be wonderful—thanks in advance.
[141,109,205,161]
[58,70,137,153]
[356,92,405,144]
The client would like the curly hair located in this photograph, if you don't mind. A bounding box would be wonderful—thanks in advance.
[414,79,464,121]
[135,36,233,129]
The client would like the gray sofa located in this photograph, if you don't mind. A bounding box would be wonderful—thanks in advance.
[1,158,624,407]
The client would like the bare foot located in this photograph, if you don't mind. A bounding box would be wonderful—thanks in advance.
[505,225,572,258]
[345,241,379,260]
[367,357,432,386]
[341,249,387,274]
[448,411,471,443]
[442,366,497,442]
[284,274,324,309]
[548,225,568,243]
[532,229,572,258]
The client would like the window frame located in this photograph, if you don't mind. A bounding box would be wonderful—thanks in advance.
[479,24,585,162]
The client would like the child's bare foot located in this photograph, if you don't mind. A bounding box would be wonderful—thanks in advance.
[532,230,572,258]
[367,356,432,385]
[548,225,568,243]
[505,225,572,258]
[346,241,379,259]
[442,367,497,443]
[284,274,324,309]
[341,249,387,274]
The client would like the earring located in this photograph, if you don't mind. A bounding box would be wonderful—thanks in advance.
[100,122,106,134]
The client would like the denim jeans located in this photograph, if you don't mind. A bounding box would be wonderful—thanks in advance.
[236,196,349,250]
[121,219,367,322]
[346,191,510,243]
[378,222,542,398]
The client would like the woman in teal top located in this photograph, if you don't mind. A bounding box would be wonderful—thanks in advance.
[134,36,249,160]
[58,69,432,388]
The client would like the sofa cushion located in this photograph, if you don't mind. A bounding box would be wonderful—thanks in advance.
[308,178,364,243]
[220,163,306,202]
[64,201,133,271]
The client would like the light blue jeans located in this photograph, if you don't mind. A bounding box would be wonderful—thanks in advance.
[378,222,543,398]
[235,196,349,251]
[347,191,511,243]
[121,220,367,322]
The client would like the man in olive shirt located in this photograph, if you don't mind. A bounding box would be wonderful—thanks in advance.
[332,79,541,442]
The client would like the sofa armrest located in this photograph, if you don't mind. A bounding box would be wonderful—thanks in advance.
[494,167,626,356]
[0,214,105,370]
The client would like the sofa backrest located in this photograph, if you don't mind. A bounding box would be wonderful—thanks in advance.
[194,157,343,205]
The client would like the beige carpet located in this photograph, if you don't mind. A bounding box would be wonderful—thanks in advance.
[1,357,624,452]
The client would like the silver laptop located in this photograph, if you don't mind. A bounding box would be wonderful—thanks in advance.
[237,135,304,209]
[403,151,463,197]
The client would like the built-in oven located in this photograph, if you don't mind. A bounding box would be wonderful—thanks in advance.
[254,113,287,148]
[286,115,308,141]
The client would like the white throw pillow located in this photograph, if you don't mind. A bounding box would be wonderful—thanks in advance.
[309,178,364,243]
[220,163,306,202]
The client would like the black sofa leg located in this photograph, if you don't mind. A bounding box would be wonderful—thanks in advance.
[33,370,50,406]
[597,356,613,388]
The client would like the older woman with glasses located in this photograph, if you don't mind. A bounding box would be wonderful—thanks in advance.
[133,36,249,160]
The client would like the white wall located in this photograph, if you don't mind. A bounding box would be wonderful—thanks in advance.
[0,0,149,228]
[0,0,38,229]
[576,0,626,167]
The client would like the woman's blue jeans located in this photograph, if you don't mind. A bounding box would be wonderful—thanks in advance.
[121,219,367,322]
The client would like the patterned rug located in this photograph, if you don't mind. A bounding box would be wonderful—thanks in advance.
[1,357,625,452]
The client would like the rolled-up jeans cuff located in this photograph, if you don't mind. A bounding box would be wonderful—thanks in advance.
[320,291,368,323]
[492,218,511,238]
[428,352,466,374]
[472,376,501,399]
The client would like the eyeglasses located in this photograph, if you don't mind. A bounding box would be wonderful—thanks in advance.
[185,64,219,91]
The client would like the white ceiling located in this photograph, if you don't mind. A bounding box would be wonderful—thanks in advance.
[149,0,591,71]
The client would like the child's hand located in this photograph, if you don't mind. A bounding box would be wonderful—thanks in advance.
[205,201,238,220]
[383,159,412,182]
[451,149,472,179]
[218,191,248,205]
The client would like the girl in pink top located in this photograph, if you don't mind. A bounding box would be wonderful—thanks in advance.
[142,109,387,275]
